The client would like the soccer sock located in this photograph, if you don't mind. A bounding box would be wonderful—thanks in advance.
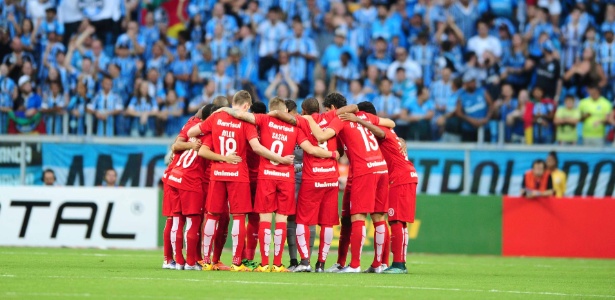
[308,225,316,259]
[244,213,259,260]
[318,226,333,263]
[383,223,391,266]
[286,218,298,261]
[337,216,351,266]
[171,216,186,265]
[185,215,201,266]
[213,213,229,263]
[295,223,310,260]
[201,214,219,264]
[390,221,403,263]
[371,221,386,268]
[163,217,173,262]
[196,216,204,260]
[349,220,366,269]
[403,223,409,264]
[273,222,287,266]
[232,215,246,266]
[258,221,272,266]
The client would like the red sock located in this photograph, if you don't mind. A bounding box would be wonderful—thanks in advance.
[296,224,310,260]
[371,221,386,268]
[258,221,272,266]
[201,214,219,264]
[318,226,333,263]
[349,220,366,269]
[403,223,409,263]
[196,216,204,260]
[337,216,351,266]
[171,216,186,265]
[213,213,229,263]
[231,215,246,266]
[185,215,202,266]
[383,223,390,266]
[163,218,173,262]
[390,221,403,263]
[273,222,287,266]
[244,213,259,260]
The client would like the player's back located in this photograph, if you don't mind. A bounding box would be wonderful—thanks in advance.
[296,116,339,181]
[254,114,304,181]
[377,126,417,186]
[327,111,387,177]
[202,111,257,183]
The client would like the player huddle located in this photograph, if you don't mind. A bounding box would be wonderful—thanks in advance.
[161,90,418,274]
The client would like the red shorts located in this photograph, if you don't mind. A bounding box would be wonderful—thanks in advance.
[388,183,417,223]
[349,172,389,215]
[341,178,352,218]
[162,183,173,217]
[250,181,257,205]
[207,180,252,214]
[296,180,340,226]
[254,179,295,215]
[173,188,205,216]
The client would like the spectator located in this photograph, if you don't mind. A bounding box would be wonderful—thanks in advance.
[392,67,417,105]
[410,32,437,85]
[170,44,194,100]
[554,95,581,145]
[521,159,554,198]
[363,65,380,98]
[447,0,480,41]
[0,64,17,133]
[579,85,613,146]
[467,20,503,64]
[530,87,555,144]
[546,151,566,198]
[226,47,257,93]
[347,79,367,105]
[41,80,66,135]
[495,83,523,143]
[257,6,288,80]
[371,3,399,42]
[564,47,606,99]
[561,7,587,70]
[209,24,230,61]
[126,81,159,137]
[191,45,213,95]
[321,27,355,78]
[206,3,239,41]
[366,37,392,74]
[111,44,138,98]
[159,90,184,137]
[16,75,42,118]
[67,80,89,135]
[212,59,232,97]
[280,17,318,96]
[87,75,122,137]
[330,52,359,95]
[387,47,422,83]
[265,73,298,100]
[42,169,56,186]
[501,34,533,93]
[598,26,615,100]
[533,42,560,100]
[456,72,493,142]
[102,168,118,187]
[115,21,145,56]
[402,84,434,141]
[189,80,218,114]
[3,37,37,82]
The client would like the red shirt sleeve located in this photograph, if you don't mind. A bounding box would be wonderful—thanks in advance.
[202,133,213,149]
[326,116,344,135]
[324,110,337,121]
[367,113,380,125]
[296,127,309,145]
[254,114,266,127]
[244,122,259,142]
[199,116,213,133]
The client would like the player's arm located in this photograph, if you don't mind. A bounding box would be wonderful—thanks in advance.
[197,145,242,164]
[268,110,296,125]
[216,107,256,124]
[248,138,294,165]
[339,113,386,139]
[335,104,358,115]
[378,117,396,128]
[304,115,336,143]
[187,124,203,137]
[299,141,339,159]
[170,137,199,152]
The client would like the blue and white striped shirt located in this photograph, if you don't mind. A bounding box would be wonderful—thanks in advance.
[88,91,123,137]
[598,41,615,78]
[333,63,359,95]
[372,94,402,118]
[258,20,289,57]
[280,35,318,82]
[410,43,437,85]
[205,16,238,40]
[446,2,480,42]
[213,74,233,96]
[209,38,231,61]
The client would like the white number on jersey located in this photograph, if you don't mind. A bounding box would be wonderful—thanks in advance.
[358,125,379,152]
[176,149,197,168]
[219,136,237,156]
[269,140,284,165]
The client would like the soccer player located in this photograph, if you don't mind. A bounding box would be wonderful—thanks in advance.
[216,97,339,272]
[340,101,418,274]
[308,92,390,273]
[187,90,293,272]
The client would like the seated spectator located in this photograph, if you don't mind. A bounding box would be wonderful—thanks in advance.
[330,52,359,95]
[212,59,232,97]
[387,47,421,83]
[159,90,184,137]
[530,87,555,144]
[41,80,66,135]
[321,27,355,78]
[347,80,368,105]
[226,47,257,93]
[501,34,533,93]
[495,84,523,143]
[189,80,218,114]
[170,44,194,100]
[15,75,41,118]
[366,37,392,73]
[87,75,122,137]
[546,151,566,198]
[467,20,502,65]
[410,31,436,86]
[456,72,493,142]
[402,85,434,141]
[521,159,554,198]
[438,77,463,143]
[363,65,380,98]
[392,67,417,104]
[372,78,401,122]
[102,168,118,187]
[67,80,89,135]
[126,81,159,137]
[209,24,230,61]
[554,95,581,145]
[265,73,298,100]
[0,64,17,133]
[42,169,56,186]
[579,85,613,146]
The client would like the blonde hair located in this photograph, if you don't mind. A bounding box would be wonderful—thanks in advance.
[268,96,286,112]
[232,90,252,106]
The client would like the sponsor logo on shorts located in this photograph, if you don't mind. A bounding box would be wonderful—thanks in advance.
[168,175,182,183]
[388,208,394,217]
[217,119,242,128]
[312,166,336,173]
[314,181,339,188]
[367,160,387,168]
[214,170,240,177]
[410,172,418,178]
[264,169,290,178]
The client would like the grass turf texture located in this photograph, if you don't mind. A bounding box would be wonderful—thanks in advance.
[1,248,614,299]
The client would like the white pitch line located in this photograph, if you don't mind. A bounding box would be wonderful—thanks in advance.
[2,292,185,299]
[8,275,614,299]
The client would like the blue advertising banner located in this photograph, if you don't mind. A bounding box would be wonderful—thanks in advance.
[0,142,42,185]
[42,143,169,187]
[408,148,615,197]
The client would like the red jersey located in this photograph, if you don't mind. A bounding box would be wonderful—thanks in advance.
[166,134,210,190]
[378,126,418,187]
[327,112,388,177]
[200,111,259,183]
[254,114,308,182]
[296,116,338,181]
[162,116,201,184]
[246,138,260,182]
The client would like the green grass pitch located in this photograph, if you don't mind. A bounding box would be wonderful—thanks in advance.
[1,247,614,299]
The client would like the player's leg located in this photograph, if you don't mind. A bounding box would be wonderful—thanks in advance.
[271,180,295,272]
[171,214,186,269]
[344,213,367,273]
[286,215,299,269]
[341,174,376,273]
[366,172,390,272]
[272,213,289,272]
[384,183,416,274]
[309,225,316,259]
[227,182,253,271]
[162,217,174,269]
[294,181,321,272]
[258,212,273,269]
[212,211,230,270]
[331,181,351,272]
[184,214,202,270]
[200,181,226,269]
[315,186,339,272]
[242,181,259,268]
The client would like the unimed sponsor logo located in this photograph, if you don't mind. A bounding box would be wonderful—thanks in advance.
[312,166,336,173]
[264,169,290,178]
[367,160,387,168]
[410,172,418,178]
[314,182,339,188]
[214,170,239,177]
[168,175,182,183]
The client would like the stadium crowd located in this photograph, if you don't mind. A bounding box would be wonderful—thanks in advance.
[1,0,615,145]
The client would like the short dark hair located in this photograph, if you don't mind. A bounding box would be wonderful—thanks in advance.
[323,92,347,109]
[42,168,55,181]
[251,101,267,114]
[532,159,546,168]
[200,104,216,120]
[548,151,558,164]
[301,97,320,115]
[285,99,297,113]
[357,101,377,115]
[213,96,229,107]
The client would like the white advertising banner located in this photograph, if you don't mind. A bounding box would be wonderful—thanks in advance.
[0,187,158,249]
